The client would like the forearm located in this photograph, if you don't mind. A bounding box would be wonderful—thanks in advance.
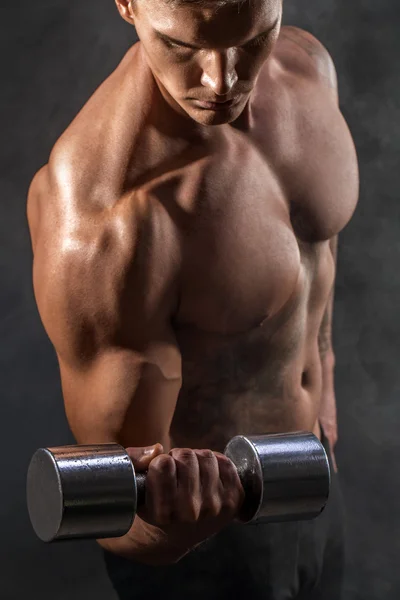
[318,285,336,416]
[318,237,338,359]
[319,351,337,422]
[318,236,338,441]
[97,515,191,566]
[320,350,335,388]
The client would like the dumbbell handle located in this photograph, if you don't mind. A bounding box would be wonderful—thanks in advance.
[135,472,146,507]
[27,432,330,542]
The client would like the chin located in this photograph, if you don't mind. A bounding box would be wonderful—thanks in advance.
[185,103,245,127]
[194,114,240,126]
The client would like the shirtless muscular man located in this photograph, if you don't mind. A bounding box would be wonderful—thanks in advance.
[27,0,359,597]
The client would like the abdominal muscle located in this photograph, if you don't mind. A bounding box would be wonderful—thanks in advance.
[168,295,324,453]
[165,201,337,452]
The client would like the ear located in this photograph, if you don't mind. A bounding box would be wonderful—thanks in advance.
[115,0,136,26]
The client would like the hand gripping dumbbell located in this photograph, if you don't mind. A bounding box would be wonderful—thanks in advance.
[26,431,330,543]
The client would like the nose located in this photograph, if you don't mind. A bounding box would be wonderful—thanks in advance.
[200,49,238,96]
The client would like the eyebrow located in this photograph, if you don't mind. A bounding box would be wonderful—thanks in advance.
[154,18,279,50]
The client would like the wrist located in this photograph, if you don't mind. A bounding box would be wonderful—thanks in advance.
[97,518,191,566]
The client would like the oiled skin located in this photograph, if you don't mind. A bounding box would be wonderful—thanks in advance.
[27,27,358,452]
[27,24,358,561]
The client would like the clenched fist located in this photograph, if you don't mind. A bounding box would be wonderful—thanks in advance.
[125,444,245,556]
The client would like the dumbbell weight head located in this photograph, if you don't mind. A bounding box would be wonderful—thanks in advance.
[26,444,140,542]
[27,432,330,543]
[224,432,330,523]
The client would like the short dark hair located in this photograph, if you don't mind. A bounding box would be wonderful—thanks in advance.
[150,0,249,9]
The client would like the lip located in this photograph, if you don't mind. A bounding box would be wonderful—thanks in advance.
[194,97,240,110]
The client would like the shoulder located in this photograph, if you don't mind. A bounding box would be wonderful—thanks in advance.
[276,26,338,97]
[28,150,149,265]
[28,155,179,327]
[28,160,143,363]
[27,164,56,252]
[269,28,359,239]
[36,44,144,211]
[28,46,144,241]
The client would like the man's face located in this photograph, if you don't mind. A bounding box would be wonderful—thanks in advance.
[130,0,282,126]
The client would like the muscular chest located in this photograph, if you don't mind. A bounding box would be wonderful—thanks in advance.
[168,124,355,333]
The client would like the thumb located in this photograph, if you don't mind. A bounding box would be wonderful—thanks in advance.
[125,443,164,470]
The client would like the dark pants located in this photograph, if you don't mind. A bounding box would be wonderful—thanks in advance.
[102,428,346,599]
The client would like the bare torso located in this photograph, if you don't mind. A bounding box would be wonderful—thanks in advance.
[28,28,359,453]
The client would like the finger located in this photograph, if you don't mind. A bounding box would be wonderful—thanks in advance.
[214,453,241,488]
[169,448,201,522]
[144,453,177,525]
[125,443,164,470]
[194,449,221,518]
[332,452,339,473]
[214,453,245,513]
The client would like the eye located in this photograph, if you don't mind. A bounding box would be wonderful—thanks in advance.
[163,39,193,52]
[163,39,179,49]
[161,33,271,53]
[244,32,271,50]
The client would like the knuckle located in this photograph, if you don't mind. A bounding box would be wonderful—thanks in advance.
[217,453,235,469]
[150,454,175,476]
[170,448,197,463]
[195,449,215,460]
[214,451,229,461]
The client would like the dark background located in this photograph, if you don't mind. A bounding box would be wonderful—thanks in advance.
[1,0,399,598]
